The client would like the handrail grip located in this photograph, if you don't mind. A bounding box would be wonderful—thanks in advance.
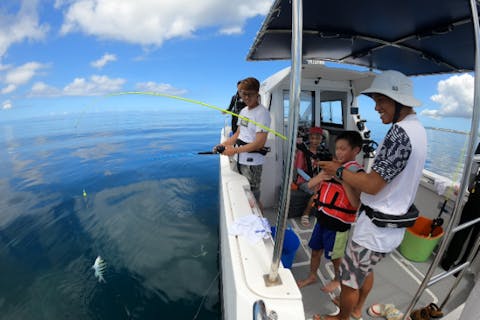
[452,216,480,233]
[253,300,267,320]
[427,262,470,287]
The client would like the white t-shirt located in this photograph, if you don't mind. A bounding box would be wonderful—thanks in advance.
[236,104,271,165]
[353,114,427,252]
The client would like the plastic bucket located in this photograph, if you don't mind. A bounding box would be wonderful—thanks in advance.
[399,216,444,262]
[271,227,300,268]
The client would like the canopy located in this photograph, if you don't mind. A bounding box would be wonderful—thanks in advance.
[247,0,476,76]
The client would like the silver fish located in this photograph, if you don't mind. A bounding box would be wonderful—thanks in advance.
[92,256,107,283]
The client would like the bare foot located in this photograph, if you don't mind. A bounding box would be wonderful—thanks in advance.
[297,276,317,288]
[321,279,340,293]
[330,296,362,319]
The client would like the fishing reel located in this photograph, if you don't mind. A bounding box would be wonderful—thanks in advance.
[297,142,333,161]
[312,145,333,161]
[214,145,226,154]
[362,140,378,158]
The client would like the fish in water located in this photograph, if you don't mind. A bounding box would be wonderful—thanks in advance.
[192,244,208,258]
[92,256,107,283]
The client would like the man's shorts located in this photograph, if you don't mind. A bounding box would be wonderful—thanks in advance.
[238,163,263,200]
[340,240,386,289]
[308,222,349,260]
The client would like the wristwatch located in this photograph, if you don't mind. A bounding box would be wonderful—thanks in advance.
[335,166,345,180]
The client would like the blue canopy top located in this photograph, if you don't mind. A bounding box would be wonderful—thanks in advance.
[247,0,476,76]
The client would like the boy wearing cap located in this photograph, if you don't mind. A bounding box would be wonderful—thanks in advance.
[316,70,427,320]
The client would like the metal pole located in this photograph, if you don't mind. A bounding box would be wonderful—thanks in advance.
[403,0,480,317]
[266,0,303,285]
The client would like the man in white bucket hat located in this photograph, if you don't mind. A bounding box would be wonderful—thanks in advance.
[315,70,427,320]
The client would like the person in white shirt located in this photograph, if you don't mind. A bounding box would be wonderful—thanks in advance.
[215,77,271,203]
[316,70,427,320]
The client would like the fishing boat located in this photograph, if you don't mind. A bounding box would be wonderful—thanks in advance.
[218,0,480,319]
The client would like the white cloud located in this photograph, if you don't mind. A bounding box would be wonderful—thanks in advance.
[91,53,117,69]
[0,0,49,59]
[1,84,16,94]
[30,81,62,97]
[421,73,474,119]
[58,0,273,46]
[135,81,187,95]
[29,75,125,97]
[2,100,12,109]
[64,75,125,96]
[4,62,46,86]
[0,62,47,95]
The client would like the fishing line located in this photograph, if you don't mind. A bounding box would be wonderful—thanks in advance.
[192,271,220,320]
[107,91,287,140]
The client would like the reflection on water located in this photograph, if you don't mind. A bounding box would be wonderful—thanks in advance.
[0,111,221,319]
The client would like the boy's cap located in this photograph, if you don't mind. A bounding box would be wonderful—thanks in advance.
[309,127,323,135]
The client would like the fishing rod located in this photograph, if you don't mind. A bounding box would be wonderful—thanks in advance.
[107,91,287,141]
[197,145,271,155]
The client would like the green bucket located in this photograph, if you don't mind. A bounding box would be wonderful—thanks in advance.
[399,216,444,262]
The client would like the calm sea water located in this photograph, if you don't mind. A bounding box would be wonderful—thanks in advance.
[366,121,469,182]
[0,109,223,320]
[0,108,469,320]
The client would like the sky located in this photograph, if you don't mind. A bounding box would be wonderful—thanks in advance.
[0,0,476,132]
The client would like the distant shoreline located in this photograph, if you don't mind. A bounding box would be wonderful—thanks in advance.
[425,126,468,135]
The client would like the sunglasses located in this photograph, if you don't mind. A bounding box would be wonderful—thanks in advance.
[239,90,258,98]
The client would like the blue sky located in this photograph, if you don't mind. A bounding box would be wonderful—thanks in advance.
[0,0,475,132]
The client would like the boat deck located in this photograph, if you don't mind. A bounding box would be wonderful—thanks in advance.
[263,208,474,319]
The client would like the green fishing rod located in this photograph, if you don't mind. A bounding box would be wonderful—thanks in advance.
[107,91,287,141]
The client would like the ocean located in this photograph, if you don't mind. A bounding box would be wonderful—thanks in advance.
[0,107,469,320]
[0,108,223,320]
[366,121,469,182]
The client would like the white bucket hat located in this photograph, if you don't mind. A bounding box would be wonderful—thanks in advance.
[361,70,422,107]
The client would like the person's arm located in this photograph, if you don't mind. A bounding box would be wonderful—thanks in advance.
[343,169,386,195]
[222,131,267,156]
[341,180,361,208]
[318,160,387,195]
[307,171,330,189]
[320,125,412,195]
[222,129,240,146]
[226,95,236,111]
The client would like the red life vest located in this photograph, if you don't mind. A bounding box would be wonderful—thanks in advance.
[313,161,362,224]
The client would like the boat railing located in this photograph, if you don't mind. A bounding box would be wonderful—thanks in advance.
[403,1,480,317]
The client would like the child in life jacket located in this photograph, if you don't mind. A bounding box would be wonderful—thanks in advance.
[297,131,364,292]
[290,126,325,219]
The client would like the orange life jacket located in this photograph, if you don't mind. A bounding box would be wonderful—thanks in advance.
[313,161,362,224]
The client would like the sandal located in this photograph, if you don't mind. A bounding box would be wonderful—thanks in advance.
[384,305,404,320]
[410,307,430,320]
[301,214,310,226]
[426,303,443,318]
[367,303,395,318]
